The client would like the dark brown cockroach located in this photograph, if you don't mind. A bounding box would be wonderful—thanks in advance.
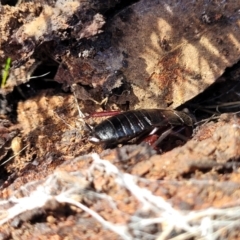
[89,109,194,147]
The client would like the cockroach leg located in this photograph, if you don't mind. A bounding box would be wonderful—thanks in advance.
[174,127,191,141]
[149,127,160,135]
[99,97,109,106]
[86,96,109,106]
[152,128,173,148]
[85,122,94,131]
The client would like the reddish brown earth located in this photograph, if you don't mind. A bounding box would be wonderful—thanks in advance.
[1,0,240,240]
[0,84,240,240]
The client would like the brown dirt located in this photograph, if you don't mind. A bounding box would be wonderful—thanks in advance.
[1,0,240,240]
[1,87,240,240]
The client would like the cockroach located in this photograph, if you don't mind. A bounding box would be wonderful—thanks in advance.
[89,109,194,147]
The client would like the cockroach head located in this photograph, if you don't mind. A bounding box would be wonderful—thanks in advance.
[88,133,101,144]
[85,123,101,143]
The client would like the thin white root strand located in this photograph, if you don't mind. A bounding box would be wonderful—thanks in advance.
[0,153,239,239]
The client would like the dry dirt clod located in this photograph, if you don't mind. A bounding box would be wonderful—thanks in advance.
[54,0,240,109]
[0,117,20,164]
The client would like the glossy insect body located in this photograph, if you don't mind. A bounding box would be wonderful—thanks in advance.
[89,109,193,145]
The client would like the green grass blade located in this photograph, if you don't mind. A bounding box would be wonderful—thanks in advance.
[1,57,11,88]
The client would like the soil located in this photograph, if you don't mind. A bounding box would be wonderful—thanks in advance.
[1,0,240,239]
